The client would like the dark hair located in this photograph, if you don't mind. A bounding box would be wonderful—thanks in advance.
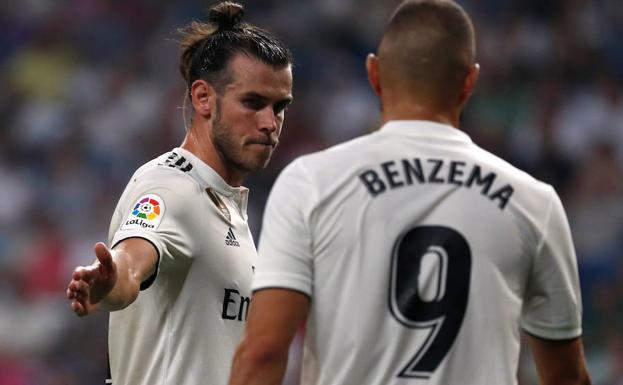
[178,1,292,94]
[379,0,475,104]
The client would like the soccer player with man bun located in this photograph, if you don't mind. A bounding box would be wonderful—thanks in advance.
[229,1,591,384]
[66,2,293,384]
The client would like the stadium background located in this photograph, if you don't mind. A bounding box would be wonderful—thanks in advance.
[1,0,622,384]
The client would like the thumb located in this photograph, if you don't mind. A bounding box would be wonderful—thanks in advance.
[94,242,114,271]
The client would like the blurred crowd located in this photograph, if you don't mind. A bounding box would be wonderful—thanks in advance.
[0,0,621,384]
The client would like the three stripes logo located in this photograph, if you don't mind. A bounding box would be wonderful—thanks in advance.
[159,152,193,172]
[225,227,240,247]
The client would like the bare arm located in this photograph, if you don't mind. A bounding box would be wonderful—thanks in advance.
[527,334,591,385]
[229,288,310,385]
[66,238,158,316]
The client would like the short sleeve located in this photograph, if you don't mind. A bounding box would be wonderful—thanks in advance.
[253,159,315,297]
[521,187,583,340]
[109,170,200,285]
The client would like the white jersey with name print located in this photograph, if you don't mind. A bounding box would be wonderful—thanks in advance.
[254,121,582,385]
[106,147,256,385]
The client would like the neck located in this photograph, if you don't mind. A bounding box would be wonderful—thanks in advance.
[380,97,461,128]
[180,123,245,187]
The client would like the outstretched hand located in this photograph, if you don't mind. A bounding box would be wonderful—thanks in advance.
[67,242,118,317]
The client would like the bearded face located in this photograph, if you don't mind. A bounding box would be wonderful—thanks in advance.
[206,55,292,179]
[210,97,279,174]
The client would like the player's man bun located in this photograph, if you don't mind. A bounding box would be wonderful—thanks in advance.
[208,1,245,31]
[178,0,292,96]
[178,2,246,86]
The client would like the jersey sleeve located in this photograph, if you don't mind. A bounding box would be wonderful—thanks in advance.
[253,159,315,297]
[109,169,201,288]
[521,187,583,340]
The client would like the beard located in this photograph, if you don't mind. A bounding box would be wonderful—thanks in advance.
[210,99,275,174]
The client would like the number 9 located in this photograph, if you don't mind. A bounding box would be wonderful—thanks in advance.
[389,226,472,378]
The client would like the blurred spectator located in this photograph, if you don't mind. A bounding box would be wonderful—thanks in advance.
[0,1,621,384]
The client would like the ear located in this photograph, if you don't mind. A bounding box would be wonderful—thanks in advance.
[366,53,382,97]
[459,63,480,105]
[190,79,216,119]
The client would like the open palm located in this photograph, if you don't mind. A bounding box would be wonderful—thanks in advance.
[66,242,118,316]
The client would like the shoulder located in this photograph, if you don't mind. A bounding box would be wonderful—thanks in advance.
[119,152,203,217]
[131,152,202,194]
[288,132,378,177]
[467,144,561,226]
[471,143,553,194]
[302,133,376,162]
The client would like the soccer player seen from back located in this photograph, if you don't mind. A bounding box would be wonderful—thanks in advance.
[65,2,293,384]
[229,1,591,384]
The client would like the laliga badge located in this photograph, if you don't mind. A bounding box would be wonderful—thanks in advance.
[121,194,165,230]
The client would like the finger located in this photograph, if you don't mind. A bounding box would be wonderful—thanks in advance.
[71,300,86,316]
[72,266,85,280]
[94,242,114,271]
[67,290,84,301]
[72,266,94,281]
[73,265,101,284]
[68,278,86,292]
[68,279,91,299]
[67,279,78,299]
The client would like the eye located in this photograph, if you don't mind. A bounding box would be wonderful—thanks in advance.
[243,98,266,111]
[273,101,291,115]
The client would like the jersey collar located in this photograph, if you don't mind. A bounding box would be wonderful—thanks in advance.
[173,147,249,214]
[379,120,473,143]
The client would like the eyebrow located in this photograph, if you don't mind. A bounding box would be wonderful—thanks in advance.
[243,92,293,105]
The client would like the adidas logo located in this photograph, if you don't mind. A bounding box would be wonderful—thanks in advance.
[159,152,193,172]
[225,227,240,247]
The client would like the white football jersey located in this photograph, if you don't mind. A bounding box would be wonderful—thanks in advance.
[107,148,256,385]
[254,121,582,385]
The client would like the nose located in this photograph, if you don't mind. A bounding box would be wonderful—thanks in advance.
[257,106,278,134]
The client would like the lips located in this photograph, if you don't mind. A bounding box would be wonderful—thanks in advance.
[248,138,278,148]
